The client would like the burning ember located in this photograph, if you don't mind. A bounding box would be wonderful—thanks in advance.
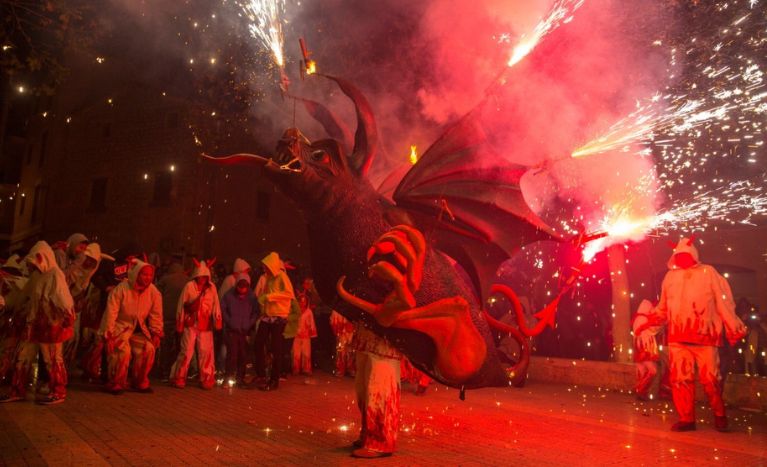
[409,145,418,165]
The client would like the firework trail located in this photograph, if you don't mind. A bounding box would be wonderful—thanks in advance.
[237,0,286,68]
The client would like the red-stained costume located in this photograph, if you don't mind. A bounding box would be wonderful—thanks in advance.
[292,300,317,375]
[650,237,746,431]
[352,324,402,456]
[330,310,355,377]
[632,299,670,400]
[170,259,222,389]
[100,260,163,392]
[2,241,75,404]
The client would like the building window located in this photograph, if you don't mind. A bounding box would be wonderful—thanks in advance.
[38,131,48,168]
[152,172,172,205]
[31,185,47,223]
[89,178,107,211]
[256,190,270,221]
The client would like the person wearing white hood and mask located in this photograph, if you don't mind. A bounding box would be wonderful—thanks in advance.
[170,258,222,389]
[0,241,74,405]
[100,259,163,394]
[644,237,747,432]
[54,233,89,271]
[63,243,110,363]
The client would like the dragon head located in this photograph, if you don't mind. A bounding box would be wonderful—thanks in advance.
[204,75,378,212]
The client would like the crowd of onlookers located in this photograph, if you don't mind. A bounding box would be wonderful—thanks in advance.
[0,233,432,405]
[0,233,352,403]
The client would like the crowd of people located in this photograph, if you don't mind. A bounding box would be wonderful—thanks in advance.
[0,233,431,457]
[3,232,761,454]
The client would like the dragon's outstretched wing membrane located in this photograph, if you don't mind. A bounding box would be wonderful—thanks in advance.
[393,110,561,298]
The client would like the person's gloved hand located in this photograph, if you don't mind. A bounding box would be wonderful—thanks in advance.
[638,330,656,352]
[727,322,747,346]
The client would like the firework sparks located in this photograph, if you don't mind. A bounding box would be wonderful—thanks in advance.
[507,0,585,67]
[567,1,766,261]
[238,0,286,68]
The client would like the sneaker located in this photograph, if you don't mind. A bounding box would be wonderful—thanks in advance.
[37,395,65,405]
[0,394,24,403]
[351,448,392,459]
[714,415,728,432]
[670,421,696,432]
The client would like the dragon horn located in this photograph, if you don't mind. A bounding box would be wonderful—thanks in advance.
[336,276,377,314]
[193,258,201,268]
[287,94,353,150]
[318,74,378,177]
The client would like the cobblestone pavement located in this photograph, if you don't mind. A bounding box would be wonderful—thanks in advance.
[1,372,765,466]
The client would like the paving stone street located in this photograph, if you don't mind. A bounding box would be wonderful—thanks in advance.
[1,371,765,466]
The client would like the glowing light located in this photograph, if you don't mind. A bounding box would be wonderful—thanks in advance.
[96,57,105,64]
[507,0,585,67]
[409,145,418,165]
[305,59,316,75]
[17,85,25,94]
[238,0,287,68]
[169,164,176,172]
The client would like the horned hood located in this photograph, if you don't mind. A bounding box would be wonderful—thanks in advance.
[667,237,700,269]
[190,261,212,280]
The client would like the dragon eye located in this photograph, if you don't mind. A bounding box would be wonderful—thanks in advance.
[311,150,330,164]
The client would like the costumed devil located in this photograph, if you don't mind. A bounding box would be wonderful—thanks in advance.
[643,237,747,432]
[205,73,575,457]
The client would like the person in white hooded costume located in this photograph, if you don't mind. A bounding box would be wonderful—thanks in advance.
[645,237,747,432]
[170,258,222,389]
[63,243,110,363]
[100,259,163,394]
[1,241,74,404]
[54,233,89,271]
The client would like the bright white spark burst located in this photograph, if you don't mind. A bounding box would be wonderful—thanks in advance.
[507,0,585,67]
[238,0,286,68]
[570,1,766,258]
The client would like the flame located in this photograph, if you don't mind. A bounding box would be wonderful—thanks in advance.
[305,59,316,75]
[409,145,418,165]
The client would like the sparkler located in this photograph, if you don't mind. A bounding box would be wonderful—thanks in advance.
[238,0,286,69]
[507,0,585,67]
[567,1,766,262]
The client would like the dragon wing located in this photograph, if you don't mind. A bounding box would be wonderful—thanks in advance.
[392,108,561,299]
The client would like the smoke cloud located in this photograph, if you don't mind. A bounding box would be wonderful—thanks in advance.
[103,0,676,235]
